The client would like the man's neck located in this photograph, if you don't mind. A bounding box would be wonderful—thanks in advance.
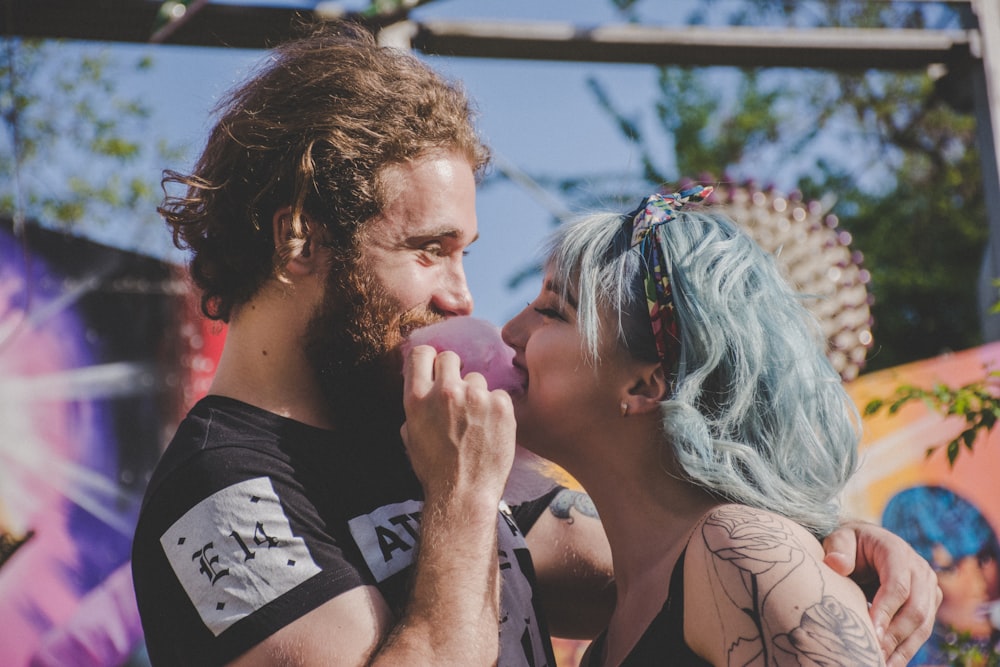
[208,292,335,430]
[210,362,334,430]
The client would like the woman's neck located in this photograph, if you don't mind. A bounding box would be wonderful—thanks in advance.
[578,447,717,667]
[568,426,718,598]
[597,475,715,597]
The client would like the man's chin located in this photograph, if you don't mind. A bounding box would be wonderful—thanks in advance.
[382,313,446,374]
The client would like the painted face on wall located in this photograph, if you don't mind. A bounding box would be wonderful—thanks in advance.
[932,543,999,638]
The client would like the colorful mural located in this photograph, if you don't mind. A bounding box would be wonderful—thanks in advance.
[0,219,222,666]
[845,342,1000,664]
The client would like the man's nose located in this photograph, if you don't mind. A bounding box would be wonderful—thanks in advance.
[433,275,473,317]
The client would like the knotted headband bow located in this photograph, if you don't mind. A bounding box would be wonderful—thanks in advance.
[628,185,713,379]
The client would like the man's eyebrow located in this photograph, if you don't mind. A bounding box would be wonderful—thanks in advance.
[405,229,479,244]
[544,278,578,309]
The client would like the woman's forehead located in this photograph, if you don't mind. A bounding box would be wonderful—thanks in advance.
[542,263,581,302]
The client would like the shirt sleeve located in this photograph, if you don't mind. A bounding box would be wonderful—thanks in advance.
[132,445,371,665]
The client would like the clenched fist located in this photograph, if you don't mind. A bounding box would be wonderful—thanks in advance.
[401,345,517,509]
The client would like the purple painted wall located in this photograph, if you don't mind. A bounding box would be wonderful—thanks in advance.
[0,219,221,666]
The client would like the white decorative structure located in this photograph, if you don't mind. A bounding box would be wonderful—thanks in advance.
[714,184,873,382]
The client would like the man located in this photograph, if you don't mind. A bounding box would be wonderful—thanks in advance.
[132,22,939,666]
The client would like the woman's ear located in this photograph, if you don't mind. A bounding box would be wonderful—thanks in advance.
[622,363,669,417]
[272,207,320,277]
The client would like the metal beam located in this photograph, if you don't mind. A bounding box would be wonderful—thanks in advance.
[969,0,1000,341]
[0,0,308,49]
[0,1,975,71]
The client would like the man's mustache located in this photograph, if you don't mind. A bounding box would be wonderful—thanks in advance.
[393,308,447,345]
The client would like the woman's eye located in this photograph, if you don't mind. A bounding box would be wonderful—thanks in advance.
[533,307,564,320]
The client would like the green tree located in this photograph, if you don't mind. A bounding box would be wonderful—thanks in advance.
[549,0,983,373]
[1,39,181,240]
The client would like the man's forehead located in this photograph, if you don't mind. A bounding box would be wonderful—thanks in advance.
[370,153,478,237]
[378,150,477,195]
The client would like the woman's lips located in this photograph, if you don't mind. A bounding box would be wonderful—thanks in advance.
[511,359,528,395]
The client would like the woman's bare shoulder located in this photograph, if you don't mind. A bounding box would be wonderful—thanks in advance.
[683,504,883,666]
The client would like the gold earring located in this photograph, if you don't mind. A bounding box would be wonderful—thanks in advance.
[620,401,629,417]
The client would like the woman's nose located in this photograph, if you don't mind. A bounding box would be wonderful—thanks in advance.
[502,306,531,349]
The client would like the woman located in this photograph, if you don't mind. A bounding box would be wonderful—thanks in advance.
[883,485,1000,664]
[499,187,883,666]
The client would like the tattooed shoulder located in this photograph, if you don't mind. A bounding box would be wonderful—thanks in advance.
[548,489,599,523]
[692,504,883,666]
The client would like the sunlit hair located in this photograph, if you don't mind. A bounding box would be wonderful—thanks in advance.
[545,207,860,536]
[159,21,489,321]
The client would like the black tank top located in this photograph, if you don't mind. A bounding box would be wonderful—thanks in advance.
[585,548,711,666]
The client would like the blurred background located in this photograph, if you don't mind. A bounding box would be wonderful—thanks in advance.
[1,1,999,664]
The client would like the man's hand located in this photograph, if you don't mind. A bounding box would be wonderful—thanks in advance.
[822,520,942,667]
[367,344,519,665]
[401,345,516,505]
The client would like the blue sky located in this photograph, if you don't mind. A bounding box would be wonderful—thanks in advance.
[33,0,899,327]
[15,1,966,326]
[44,0,715,326]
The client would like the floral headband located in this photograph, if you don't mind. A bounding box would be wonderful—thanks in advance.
[627,185,713,379]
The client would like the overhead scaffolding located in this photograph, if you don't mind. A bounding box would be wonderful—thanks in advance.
[2,0,1000,337]
[0,0,978,67]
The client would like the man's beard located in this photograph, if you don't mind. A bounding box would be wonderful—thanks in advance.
[304,264,443,435]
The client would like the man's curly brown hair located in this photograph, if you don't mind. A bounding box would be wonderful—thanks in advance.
[159,21,490,322]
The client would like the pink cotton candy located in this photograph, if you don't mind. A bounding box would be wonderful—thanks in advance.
[403,317,559,504]
[402,317,525,395]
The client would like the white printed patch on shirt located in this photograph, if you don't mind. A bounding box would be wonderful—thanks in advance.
[347,499,424,583]
[350,499,548,666]
[160,477,321,636]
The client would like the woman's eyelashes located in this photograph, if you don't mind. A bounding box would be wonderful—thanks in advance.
[533,305,566,321]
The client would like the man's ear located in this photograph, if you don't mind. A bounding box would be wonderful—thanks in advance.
[622,362,669,417]
[272,207,320,277]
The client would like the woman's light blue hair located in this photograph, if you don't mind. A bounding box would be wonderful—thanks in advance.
[545,206,860,537]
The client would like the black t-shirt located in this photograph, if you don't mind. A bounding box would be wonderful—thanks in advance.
[132,395,557,666]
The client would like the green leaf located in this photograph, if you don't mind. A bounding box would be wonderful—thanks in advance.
[947,439,960,465]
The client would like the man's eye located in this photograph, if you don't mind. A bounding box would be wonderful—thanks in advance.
[420,242,444,256]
